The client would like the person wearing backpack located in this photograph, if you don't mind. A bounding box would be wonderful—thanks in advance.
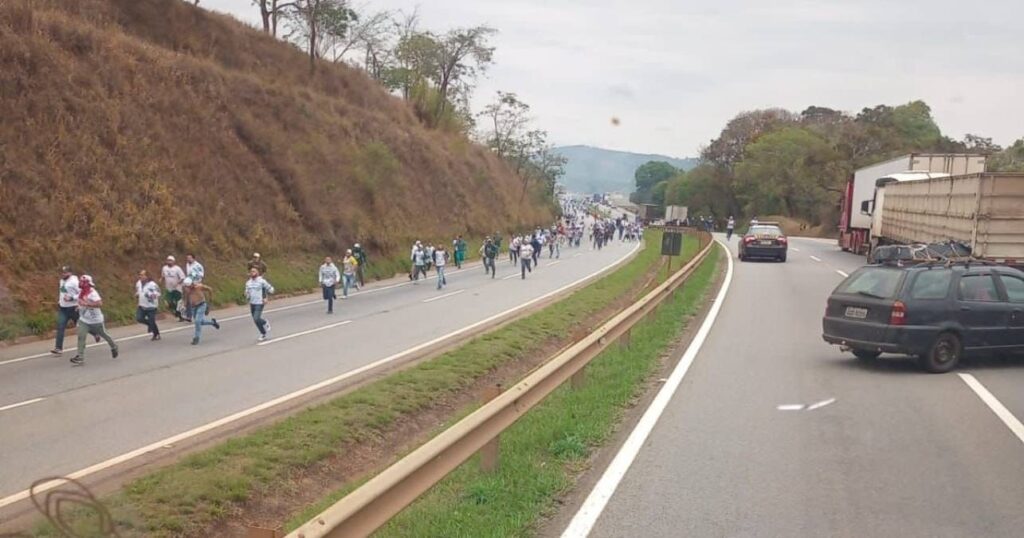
[480,237,498,278]
[434,245,449,290]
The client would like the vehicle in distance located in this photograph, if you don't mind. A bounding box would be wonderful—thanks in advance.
[738,222,788,262]
[822,262,1024,372]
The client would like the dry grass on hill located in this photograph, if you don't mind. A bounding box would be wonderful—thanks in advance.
[0,0,554,338]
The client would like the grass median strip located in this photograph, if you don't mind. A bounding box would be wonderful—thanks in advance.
[362,247,720,538]
[32,234,679,537]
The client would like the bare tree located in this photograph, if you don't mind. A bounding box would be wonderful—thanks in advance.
[285,0,355,72]
[323,6,391,63]
[432,26,496,120]
[253,0,295,37]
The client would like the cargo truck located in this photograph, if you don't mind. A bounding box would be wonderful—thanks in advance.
[838,154,987,254]
[865,172,1024,266]
[665,205,688,224]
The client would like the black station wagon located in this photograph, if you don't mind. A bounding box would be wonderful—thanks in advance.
[822,262,1024,372]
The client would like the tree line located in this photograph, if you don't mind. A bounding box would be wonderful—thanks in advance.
[631,100,1024,226]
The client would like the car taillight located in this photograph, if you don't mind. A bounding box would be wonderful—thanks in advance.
[777,236,788,244]
[744,236,756,244]
[890,301,906,326]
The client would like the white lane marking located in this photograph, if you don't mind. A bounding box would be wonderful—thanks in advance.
[562,240,732,538]
[574,252,583,258]
[810,256,822,262]
[958,373,1024,445]
[806,397,836,411]
[0,241,641,511]
[257,320,353,346]
[836,270,849,278]
[791,247,801,252]
[422,290,464,303]
[503,273,521,280]
[0,397,45,413]
[549,260,563,266]
[777,404,806,411]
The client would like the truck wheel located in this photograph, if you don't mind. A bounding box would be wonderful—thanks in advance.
[852,349,881,360]
[917,332,961,373]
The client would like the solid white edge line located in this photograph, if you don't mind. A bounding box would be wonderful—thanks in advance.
[836,270,849,278]
[0,241,641,510]
[422,290,465,303]
[257,320,353,346]
[810,255,822,262]
[958,373,1024,445]
[561,239,733,538]
[0,397,45,413]
[806,397,836,411]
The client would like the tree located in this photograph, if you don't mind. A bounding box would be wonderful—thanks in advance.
[701,109,797,171]
[479,92,531,159]
[285,0,356,72]
[734,127,841,223]
[631,161,677,204]
[431,26,496,124]
[253,0,293,36]
[962,133,1002,153]
[989,138,1024,172]
[321,6,391,63]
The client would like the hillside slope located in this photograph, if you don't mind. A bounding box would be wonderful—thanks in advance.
[554,145,698,194]
[0,0,554,338]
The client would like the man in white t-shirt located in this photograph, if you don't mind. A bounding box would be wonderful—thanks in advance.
[70,275,119,366]
[51,265,80,355]
[161,255,187,321]
[135,269,162,341]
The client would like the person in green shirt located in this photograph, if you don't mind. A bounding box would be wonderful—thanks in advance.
[453,235,468,269]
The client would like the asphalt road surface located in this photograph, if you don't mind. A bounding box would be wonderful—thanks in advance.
[574,236,1024,538]
[0,233,637,509]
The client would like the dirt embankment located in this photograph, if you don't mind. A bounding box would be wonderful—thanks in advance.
[0,0,554,337]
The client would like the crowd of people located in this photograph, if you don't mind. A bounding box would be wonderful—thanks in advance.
[47,199,635,366]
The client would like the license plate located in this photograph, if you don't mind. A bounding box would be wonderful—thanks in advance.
[845,306,868,319]
[759,240,773,245]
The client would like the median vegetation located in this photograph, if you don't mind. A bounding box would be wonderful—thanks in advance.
[360,247,719,537]
[33,231,694,537]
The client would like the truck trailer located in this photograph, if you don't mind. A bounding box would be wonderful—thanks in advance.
[838,154,987,254]
[867,172,1024,266]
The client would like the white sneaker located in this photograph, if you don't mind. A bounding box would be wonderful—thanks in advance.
[264,321,271,333]
[258,334,267,342]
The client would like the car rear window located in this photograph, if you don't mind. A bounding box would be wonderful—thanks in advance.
[836,267,903,299]
[909,270,952,300]
[748,226,781,236]
[958,274,1000,302]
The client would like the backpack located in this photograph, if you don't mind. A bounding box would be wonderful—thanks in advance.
[485,243,498,258]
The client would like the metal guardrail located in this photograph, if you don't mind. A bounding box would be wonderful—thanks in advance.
[288,231,715,538]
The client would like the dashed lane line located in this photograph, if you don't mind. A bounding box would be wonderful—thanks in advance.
[256,320,353,346]
[422,290,465,303]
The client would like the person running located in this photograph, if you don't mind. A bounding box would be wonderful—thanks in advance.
[318,256,340,314]
[51,266,80,355]
[453,235,467,269]
[519,238,534,279]
[134,269,161,341]
[410,241,427,282]
[184,254,205,322]
[510,235,521,265]
[531,234,542,266]
[342,249,358,298]
[247,252,268,276]
[161,256,186,321]
[352,243,368,288]
[244,268,274,342]
[424,243,436,273]
[726,216,736,241]
[69,275,118,365]
[434,245,449,290]
[480,237,498,278]
[183,277,219,345]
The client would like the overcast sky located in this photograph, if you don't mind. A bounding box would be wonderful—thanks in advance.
[204,0,1023,158]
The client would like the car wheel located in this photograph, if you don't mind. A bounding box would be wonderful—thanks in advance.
[778,253,787,262]
[738,252,745,261]
[917,332,961,373]
[852,349,881,361]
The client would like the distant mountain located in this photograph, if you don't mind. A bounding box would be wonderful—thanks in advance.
[554,145,699,194]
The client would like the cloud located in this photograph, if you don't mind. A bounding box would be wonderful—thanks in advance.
[203,0,1024,156]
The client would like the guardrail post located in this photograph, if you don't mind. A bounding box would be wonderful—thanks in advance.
[620,328,632,349]
[246,526,283,538]
[478,384,502,472]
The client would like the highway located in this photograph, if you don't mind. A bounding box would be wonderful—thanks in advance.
[566,236,1024,538]
[0,235,638,513]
